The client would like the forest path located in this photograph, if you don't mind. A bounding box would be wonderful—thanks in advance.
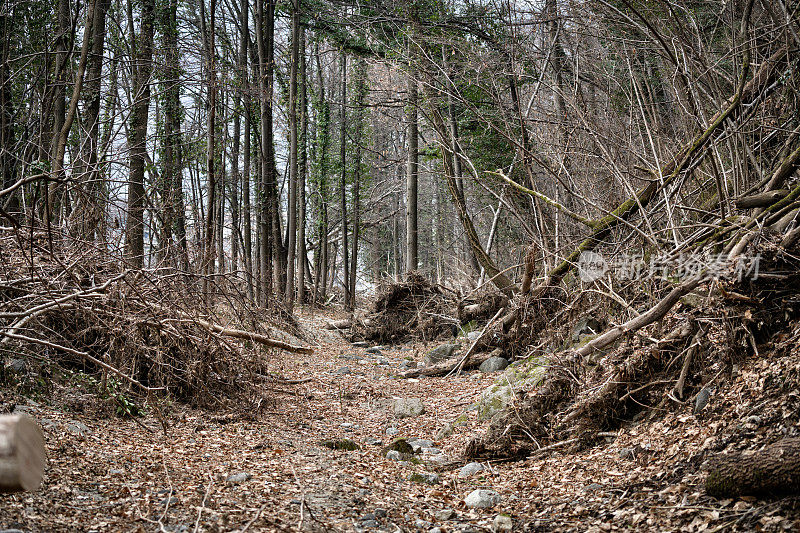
[2,307,771,532]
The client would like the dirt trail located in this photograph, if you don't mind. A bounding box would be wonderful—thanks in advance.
[3,308,799,532]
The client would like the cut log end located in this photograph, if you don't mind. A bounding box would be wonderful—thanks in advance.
[0,414,46,493]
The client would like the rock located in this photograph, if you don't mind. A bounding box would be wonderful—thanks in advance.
[6,359,26,373]
[430,528,443,533]
[459,462,486,478]
[66,421,91,436]
[108,469,125,475]
[414,519,431,530]
[374,508,387,518]
[479,356,509,373]
[0,530,26,533]
[365,437,383,446]
[335,366,353,375]
[378,358,390,365]
[366,346,383,354]
[408,472,440,485]
[361,519,379,528]
[226,472,251,484]
[424,344,459,366]
[385,450,403,461]
[583,483,602,492]
[464,489,501,509]
[384,438,414,455]
[423,453,451,465]
[434,508,456,521]
[385,426,399,436]
[161,496,179,506]
[407,438,434,452]
[618,448,635,460]
[420,446,441,455]
[694,387,712,414]
[492,514,513,532]
[352,341,370,347]
[361,513,376,521]
[467,330,481,342]
[571,316,604,343]
[434,423,454,440]
[392,398,425,418]
[320,438,360,451]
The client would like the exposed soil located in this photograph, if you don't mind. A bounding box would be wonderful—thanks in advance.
[2,308,800,532]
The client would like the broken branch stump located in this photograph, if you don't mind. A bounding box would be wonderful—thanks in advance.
[0,414,46,493]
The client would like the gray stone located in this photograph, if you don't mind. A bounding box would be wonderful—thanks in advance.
[361,513,376,521]
[0,530,26,533]
[161,496,179,506]
[335,366,353,375]
[365,437,383,446]
[409,472,440,485]
[7,359,26,373]
[459,462,486,478]
[464,489,501,508]
[392,398,425,418]
[352,341,370,348]
[479,357,509,373]
[420,446,441,455]
[434,508,456,521]
[430,528,443,533]
[108,469,125,475]
[414,519,431,530]
[385,426,399,436]
[694,387,712,414]
[366,346,383,354]
[571,316,604,343]
[618,448,635,460]
[66,421,91,436]
[378,359,390,365]
[226,472,251,484]
[361,519,379,528]
[492,515,513,532]
[423,453,451,465]
[424,344,459,366]
[434,423,454,440]
[583,483,602,492]
[407,438,434,452]
[467,330,481,342]
[374,508,387,518]
[386,450,403,461]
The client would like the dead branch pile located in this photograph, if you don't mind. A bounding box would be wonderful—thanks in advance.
[467,235,800,459]
[0,231,309,408]
[352,272,459,343]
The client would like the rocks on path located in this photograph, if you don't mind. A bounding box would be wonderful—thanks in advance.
[392,397,425,418]
[464,489,501,508]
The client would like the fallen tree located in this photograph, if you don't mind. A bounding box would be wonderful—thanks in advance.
[706,438,800,497]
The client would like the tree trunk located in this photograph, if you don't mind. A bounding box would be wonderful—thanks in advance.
[285,0,300,308]
[298,27,308,305]
[126,0,155,268]
[405,60,419,273]
[706,438,800,497]
[339,51,350,308]
[0,415,46,494]
[200,0,217,302]
[239,0,253,296]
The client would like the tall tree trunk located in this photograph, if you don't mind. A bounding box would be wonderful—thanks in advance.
[285,0,300,308]
[349,58,367,308]
[298,27,308,305]
[125,0,154,268]
[47,0,70,222]
[405,60,419,273]
[238,0,253,297]
[200,0,217,302]
[72,0,111,240]
[339,52,350,308]
[256,0,276,301]
[313,42,329,304]
[0,10,18,215]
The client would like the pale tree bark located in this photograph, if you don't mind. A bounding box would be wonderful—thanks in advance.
[298,27,308,304]
[286,0,300,308]
[200,0,217,301]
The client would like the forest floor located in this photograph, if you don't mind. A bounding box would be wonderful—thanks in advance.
[2,307,800,532]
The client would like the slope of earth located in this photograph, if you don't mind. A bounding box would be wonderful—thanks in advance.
[2,308,800,532]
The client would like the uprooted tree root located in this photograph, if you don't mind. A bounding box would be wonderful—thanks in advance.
[352,272,459,343]
[467,235,800,459]
[0,232,308,409]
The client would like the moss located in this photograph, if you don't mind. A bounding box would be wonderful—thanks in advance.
[320,439,360,451]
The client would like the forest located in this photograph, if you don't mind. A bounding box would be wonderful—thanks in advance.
[1,0,800,530]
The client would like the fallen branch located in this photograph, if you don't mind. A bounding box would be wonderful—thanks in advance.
[190,317,313,354]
